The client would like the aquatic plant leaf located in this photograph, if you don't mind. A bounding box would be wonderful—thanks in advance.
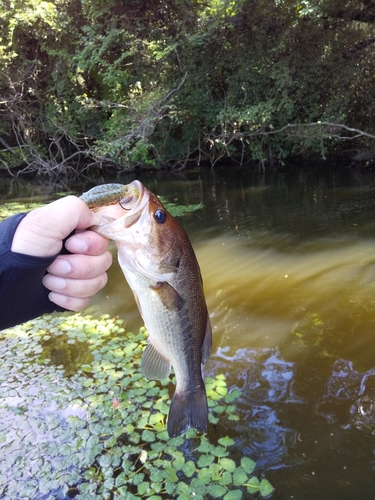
[164,466,178,483]
[197,466,211,484]
[209,414,220,425]
[142,429,156,442]
[182,460,196,478]
[149,412,164,425]
[156,429,169,441]
[259,479,275,497]
[247,476,260,491]
[225,389,242,402]
[233,467,248,486]
[129,431,141,443]
[213,404,227,414]
[149,444,163,457]
[217,386,228,397]
[212,445,229,458]
[224,490,243,500]
[191,476,207,496]
[176,481,190,495]
[207,484,227,498]
[220,458,236,472]
[197,454,214,467]
[165,480,177,495]
[150,469,164,483]
[218,436,236,447]
[219,470,232,485]
[159,197,203,218]
[241,457,256,475]
[138,481,150,495]
[173,455,185,470]
[149,490,163,498]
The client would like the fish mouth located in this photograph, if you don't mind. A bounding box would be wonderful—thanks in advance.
[118,180,149,227]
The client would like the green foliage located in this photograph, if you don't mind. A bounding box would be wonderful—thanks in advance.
[3,0,375,173]
[0,313,274,499]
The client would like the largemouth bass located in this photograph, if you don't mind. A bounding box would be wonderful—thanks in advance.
[81,181,212,437]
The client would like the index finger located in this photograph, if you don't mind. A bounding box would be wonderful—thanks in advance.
[65,230,110,256]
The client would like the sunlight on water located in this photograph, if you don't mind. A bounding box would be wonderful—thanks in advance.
[104,230,375,356]
[195,233,375,357]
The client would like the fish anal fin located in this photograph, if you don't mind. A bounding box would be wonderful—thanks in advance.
[201,314,212,365]
[151,282,184,311]
[167,385,208,437]
[142,342,171,380]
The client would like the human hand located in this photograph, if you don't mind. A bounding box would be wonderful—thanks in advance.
[11,196,112,311]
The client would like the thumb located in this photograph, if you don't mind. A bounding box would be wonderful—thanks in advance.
[12,196,98,257]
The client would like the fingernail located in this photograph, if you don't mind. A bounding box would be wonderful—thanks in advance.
[48,291,67,306]
[65,236,88,253]
[49,258,71,275]
[44,275,66,290]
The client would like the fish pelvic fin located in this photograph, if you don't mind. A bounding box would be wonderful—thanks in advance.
[201,313,212,365]
[167,385,208,437]
[142,342,171,380]
[150,282,184,311]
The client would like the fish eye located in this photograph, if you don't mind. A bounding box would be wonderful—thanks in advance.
[154,208,167,224]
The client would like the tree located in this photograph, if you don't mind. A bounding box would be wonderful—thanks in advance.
[1,0,375,174]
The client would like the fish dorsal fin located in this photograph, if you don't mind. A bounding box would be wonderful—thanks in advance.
[142,342,171,380]
[150,282,184,311]
[201,314,212,365]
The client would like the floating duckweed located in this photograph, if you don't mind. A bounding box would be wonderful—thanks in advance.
[0,313,274,499]
[158,197,203,218]
[0,201,47,221]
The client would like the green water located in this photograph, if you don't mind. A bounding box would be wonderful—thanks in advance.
[2,165,375,499]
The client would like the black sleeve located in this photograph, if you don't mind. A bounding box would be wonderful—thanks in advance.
[0,213,67,330]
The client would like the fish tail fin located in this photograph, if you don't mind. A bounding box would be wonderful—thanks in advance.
[167,386,208,437]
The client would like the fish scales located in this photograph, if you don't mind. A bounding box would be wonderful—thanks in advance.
[83,180,212,437]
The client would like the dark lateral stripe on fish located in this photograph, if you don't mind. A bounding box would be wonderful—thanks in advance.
[167,386,208,437]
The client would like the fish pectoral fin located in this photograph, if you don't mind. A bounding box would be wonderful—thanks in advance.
[150,282,184,311]
[142,342,171,380]
[201,313,212,365]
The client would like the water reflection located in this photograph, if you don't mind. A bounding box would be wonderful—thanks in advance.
[205,346,301,469]
[319,359,375,434]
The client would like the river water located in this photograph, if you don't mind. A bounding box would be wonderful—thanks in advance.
[3,165,375,499]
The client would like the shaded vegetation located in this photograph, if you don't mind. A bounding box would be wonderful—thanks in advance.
[2,0,375,174]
